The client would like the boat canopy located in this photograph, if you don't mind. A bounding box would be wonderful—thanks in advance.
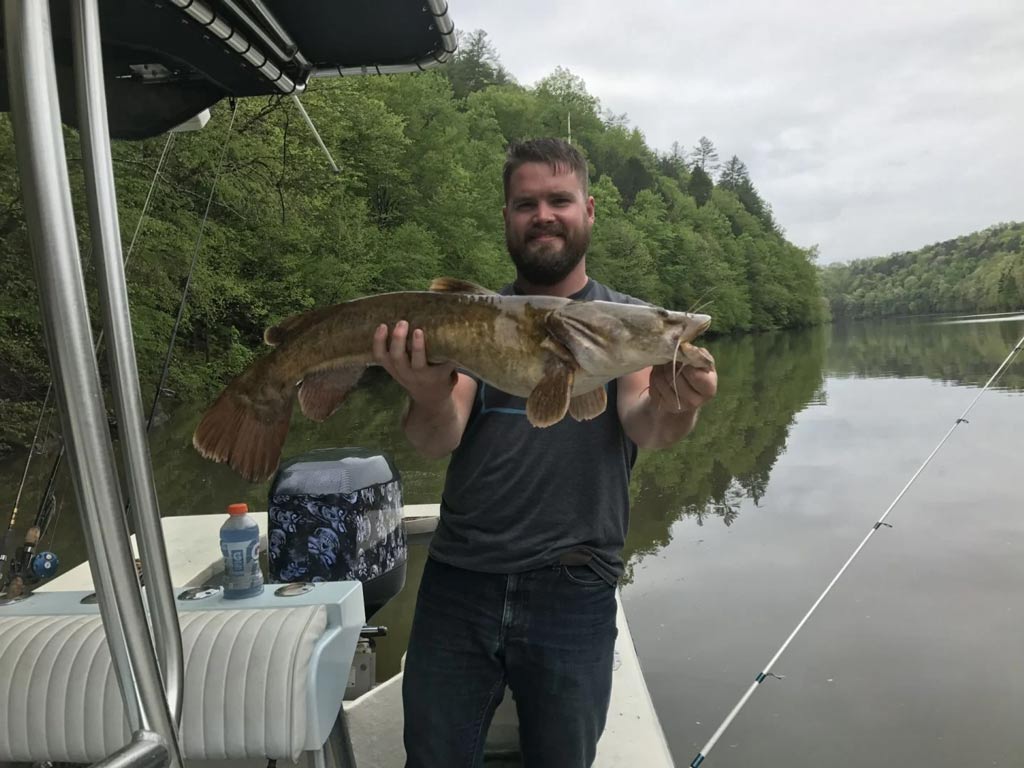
[0,0,456,139]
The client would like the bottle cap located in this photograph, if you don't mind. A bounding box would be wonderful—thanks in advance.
[226,503,249,516]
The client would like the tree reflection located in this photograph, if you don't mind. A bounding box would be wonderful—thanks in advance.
[622,326,828,581]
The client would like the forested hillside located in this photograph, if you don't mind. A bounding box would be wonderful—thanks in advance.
[0,30,824,453]
[820,222,1024,320]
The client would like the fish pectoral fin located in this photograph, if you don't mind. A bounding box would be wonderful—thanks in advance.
[539,334,577,364]
[297,364,366,422]
[526,360,574,428]
[568,386,608,422]
[428,277,497,295]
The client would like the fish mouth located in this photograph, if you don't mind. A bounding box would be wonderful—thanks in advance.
[681,313,712,342]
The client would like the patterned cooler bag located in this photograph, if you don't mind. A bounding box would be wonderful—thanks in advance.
[267,447,407,618]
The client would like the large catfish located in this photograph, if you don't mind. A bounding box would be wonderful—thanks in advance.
[193,278,713,482]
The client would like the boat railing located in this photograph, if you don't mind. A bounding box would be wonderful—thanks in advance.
[1,2,459,766]
[4,1,183,765]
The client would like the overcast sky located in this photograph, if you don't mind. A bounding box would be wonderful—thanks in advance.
[450,0,1023,264]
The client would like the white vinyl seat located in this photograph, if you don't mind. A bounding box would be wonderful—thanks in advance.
[0,582,363,764]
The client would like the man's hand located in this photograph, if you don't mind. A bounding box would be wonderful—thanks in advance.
[618,347,718,450]
[372,320,475,460]
[372,320,457,405]
[647,350,717,414]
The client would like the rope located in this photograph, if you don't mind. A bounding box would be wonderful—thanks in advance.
[146,101,238,431]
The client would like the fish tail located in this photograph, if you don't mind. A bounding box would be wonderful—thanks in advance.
[192,364,294,483]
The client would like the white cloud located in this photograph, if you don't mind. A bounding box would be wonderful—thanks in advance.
[451,0,1024,262]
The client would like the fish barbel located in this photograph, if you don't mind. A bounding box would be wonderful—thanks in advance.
[193,278,713,481]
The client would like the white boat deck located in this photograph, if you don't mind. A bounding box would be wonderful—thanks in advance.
[39,504,674,767]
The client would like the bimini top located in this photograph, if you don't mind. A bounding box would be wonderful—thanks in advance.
[0,0,457,139]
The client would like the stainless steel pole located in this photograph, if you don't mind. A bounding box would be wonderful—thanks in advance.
[3,4,182,766]
[70,0,185,729]
[90,731,169,768]
[167,0,300,94]
[291,95,340,173]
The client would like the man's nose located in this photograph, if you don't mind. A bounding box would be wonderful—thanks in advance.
[534,201,556,222]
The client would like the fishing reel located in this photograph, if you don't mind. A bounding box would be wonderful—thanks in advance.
[29,551,60,581]
[0,535,60,599]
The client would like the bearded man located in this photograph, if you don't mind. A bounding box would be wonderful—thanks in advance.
[373,138,718,768]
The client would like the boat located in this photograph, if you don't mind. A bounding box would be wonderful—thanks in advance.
[0,2,673,766]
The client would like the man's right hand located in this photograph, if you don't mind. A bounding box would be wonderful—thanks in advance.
[372,320,457,406]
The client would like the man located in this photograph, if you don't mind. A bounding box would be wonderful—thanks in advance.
[372,138,718,767]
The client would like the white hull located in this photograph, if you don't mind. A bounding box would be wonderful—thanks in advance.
[23,505,673,767]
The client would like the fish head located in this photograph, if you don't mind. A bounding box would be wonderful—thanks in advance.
[547,300,712,375]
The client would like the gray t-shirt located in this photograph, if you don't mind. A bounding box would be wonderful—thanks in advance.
[429,278,646,583]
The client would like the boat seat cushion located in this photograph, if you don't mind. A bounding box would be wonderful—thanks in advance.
[0,604,327,763]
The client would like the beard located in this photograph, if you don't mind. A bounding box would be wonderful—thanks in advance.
[506,222,591,286]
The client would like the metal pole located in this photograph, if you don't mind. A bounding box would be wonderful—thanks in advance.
[3,4,182,767]
[71,0,185,729]
[291,95,340,173]
[166,0,301,94]
[240,0,308,65]
[91,731,169,768]
[220,0,299,65]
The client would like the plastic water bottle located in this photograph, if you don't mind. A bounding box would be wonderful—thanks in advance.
[220,502,264,599]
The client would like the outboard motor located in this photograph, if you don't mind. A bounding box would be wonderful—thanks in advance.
[267,447,406,618]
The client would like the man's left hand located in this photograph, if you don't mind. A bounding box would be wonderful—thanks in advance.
[647,351,717,415]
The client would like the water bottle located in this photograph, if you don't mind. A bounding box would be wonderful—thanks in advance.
[220,502,264,599]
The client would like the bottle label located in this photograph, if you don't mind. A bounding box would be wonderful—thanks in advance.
[220,526,264,598]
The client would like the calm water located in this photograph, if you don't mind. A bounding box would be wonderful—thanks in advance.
[1,314,1022,766]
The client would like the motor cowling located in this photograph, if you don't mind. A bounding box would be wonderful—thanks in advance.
[267,448,406,618]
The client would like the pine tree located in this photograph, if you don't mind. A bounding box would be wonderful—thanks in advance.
[690,136,719,175]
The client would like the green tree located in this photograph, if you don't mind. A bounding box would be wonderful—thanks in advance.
[688,165,713,207]
[690,136,720,175]
[442,30,512,100]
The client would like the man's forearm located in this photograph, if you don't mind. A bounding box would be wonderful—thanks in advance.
[621,394,699,450]
[402,395,463,459]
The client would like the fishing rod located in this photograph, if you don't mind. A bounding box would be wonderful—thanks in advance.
[1,133,179,597]
[690,329,1024,768]
[0,383,52,593]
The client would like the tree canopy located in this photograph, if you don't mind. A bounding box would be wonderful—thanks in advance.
[820,222,1024,320]
[0,30,826,454]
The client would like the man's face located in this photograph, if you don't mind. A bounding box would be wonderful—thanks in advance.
[503,162,595,286]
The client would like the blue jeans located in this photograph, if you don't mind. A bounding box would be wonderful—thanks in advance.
[402,557,618,768]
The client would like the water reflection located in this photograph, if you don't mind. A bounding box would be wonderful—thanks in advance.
[828,315,1024,389]
[2,314,1020,603]
[623,326,828,579]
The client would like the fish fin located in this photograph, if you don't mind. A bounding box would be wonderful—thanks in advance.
[568,386,608,421]
[526,360,574,427]
[298,364,366,422]
[193,364,295,482]
[264,305,333,347]
[539,334,577,364]
[428,277,497,295]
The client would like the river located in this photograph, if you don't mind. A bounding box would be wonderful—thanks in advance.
[1,312,1022,766]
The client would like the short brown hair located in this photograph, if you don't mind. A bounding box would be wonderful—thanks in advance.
[503,138,589,201]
